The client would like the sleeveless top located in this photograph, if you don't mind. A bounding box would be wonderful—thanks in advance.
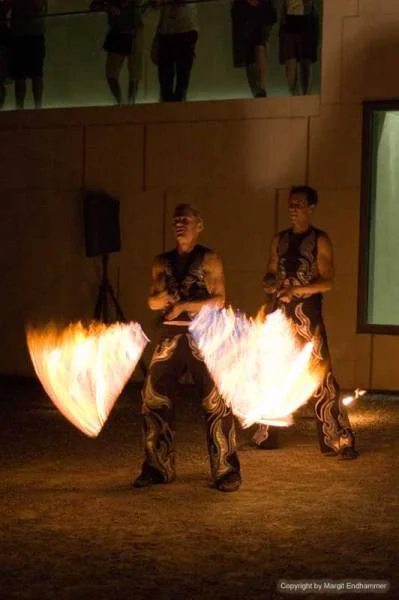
[158,4,198,35]
[277,226,323,314]
[161,244,211,323]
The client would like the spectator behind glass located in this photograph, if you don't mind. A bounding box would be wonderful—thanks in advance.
[152,0,198,103]
[9,0,47,110]
[90,0,144,105]
[0,0,11,109]
[231,0,277,98]
[279,0,319,95]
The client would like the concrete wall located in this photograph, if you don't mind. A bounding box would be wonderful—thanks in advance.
[1,0,399,390]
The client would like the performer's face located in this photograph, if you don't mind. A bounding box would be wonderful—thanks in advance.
[288,193,314,228]
[172,210,202,245]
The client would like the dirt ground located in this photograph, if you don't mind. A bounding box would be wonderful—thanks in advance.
[0,380,398,600]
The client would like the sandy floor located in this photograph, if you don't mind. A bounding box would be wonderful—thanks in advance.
[0,381,398,600]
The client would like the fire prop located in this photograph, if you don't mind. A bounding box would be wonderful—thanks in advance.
[190,306,324,427]
[26,321,148,437]
[342,388,366,406]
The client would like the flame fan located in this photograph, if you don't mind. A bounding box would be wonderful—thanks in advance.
[190,306,324,427]
[26,321,149,437]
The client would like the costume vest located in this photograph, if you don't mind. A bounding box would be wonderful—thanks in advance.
[162,244,211,322]
[277,226,323,312]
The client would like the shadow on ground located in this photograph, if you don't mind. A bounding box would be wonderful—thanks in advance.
[0,380,398,600]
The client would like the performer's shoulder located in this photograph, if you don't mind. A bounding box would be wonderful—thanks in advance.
[158,248,176,261]
[198,244,213,256]
[200,246,224,268]
[193,244,214,259]
[313,227,332,242]
[277,228,291,238]
[153,250,174,269]
[313,226,326,235]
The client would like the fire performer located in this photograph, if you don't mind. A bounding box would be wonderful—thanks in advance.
[254,186,358,459]
[133,204,242,491]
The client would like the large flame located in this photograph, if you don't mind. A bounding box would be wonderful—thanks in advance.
[190,306,324,427]
[26,321,148,437]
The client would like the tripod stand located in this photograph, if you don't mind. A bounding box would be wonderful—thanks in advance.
[94,254,147,377]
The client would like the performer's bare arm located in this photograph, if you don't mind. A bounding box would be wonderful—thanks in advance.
[165,251,225,321]
[279,233,334,302]
[262,235,279,293]
[147,256,179,311]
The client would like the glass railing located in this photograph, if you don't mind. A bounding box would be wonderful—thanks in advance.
[0,0,322,111]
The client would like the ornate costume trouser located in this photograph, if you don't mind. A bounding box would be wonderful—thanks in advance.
[257,300,355,453]
[140,330,240,482]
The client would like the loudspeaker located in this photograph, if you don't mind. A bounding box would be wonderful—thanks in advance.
[83,192,121,257]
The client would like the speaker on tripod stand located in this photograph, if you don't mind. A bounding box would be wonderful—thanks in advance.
[83,190,147,376]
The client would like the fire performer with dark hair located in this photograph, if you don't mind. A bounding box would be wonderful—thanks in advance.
[253,186,358,459]
[133,203,242,491]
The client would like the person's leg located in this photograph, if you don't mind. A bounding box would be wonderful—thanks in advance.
[15,78,26,109]
[10,37,27,109]
[127,27,143,104]
[32,76,43,108]
[279,25,299,95]
[246,44,270,98]
[0,46,8,109]
[157,35,175,102]
[250,25,273,97]
[185,334,241,491]
[243,21,259,97]
[305,320,357,459]
[105,51,124,105]
[299,59,312,95]
[254,44,268,96]
[285,57,298,95]
[313,367,357,460]
[134,334,184,487]
[299,13,319,95]
[30,34,45,108]
[245,62,258,98]
[174,30,197,101]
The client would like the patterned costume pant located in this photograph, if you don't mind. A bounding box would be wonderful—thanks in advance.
[140,330,240,482]
[257,300,356,454]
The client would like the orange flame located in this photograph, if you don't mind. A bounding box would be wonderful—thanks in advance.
[26,321,148,437]
[190,306,323,427]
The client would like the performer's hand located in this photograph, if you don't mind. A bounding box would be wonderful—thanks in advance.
[278,286,296,303]
[262,273,278,294]
[155,290,179,310]
[164,302,186,321]
[246,0,259,6]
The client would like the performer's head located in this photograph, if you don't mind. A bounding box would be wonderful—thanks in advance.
[172,204,204,250]
[288,186,318,231]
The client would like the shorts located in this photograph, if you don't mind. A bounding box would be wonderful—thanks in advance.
[231,1,276,67]
[9,34,45,79]
[279,14,319,64]
[103,29,142,56]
